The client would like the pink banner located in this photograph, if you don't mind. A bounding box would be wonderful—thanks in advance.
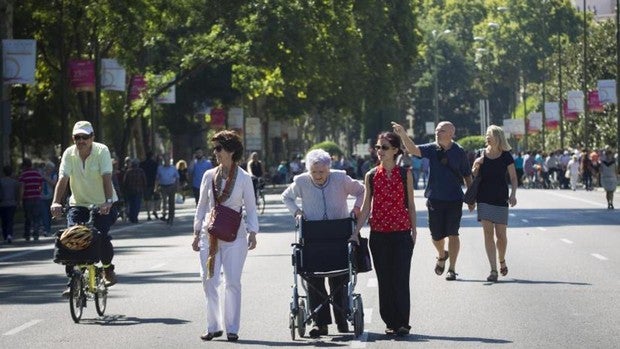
[587,90,604,112]
[129,75,147,101]
[69,59,95,91]
[210,108,226,128]
[563,100,579,122]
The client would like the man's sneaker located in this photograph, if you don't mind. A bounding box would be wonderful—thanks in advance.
[61,287,71,298]
[104,268,117,286]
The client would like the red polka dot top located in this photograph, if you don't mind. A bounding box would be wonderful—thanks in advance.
[369,165,412,233]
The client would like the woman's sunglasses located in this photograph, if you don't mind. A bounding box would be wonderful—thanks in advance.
[374,145,392,151]
[73,134,92,141]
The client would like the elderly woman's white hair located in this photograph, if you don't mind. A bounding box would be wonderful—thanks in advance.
[305,149,332,169]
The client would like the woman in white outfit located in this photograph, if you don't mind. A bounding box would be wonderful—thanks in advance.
[566,155,580,191]
[192,130,258,342]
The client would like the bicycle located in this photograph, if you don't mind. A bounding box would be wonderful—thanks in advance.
[256,177,266,214]
[53,206,109,323]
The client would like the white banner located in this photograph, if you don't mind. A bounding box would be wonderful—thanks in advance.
[567,90,584,113]
[154,75,176,104]
[502,118,524,136]
[2,39,37,85]
[425,122,435,135]
[287,124,298,140]
[228,107,244,129]
[528,112,542,132]
[245,117,262,150]
[268,121,281,138]
[597,79,617,104]
[544,102,560,124]
[101,59,126,91]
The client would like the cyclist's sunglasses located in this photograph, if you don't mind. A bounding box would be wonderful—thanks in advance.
[374,144,392,151]
[73,134,92,141]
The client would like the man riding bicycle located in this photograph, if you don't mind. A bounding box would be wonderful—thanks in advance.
[51,121,119,296]
[246,152,266,202]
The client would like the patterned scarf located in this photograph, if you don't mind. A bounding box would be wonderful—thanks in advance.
[206,165,238,278]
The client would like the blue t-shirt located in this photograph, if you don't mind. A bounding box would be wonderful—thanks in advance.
[190,159,213,188]
[419,142,471,201]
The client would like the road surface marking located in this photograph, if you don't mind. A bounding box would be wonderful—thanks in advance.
[150,262,167,269]
[364,308,373,324]
[350,332,368,348]
[367,278,377,288]
[521,219,529,223]
[3,320,42,336]
[537,227,547,231]
[591,253,608,261]
[560,239,574,244]
[546,191,603,206]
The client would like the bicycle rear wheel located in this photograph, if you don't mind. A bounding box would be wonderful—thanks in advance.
[69,274,85,323]
[94,269,108,316]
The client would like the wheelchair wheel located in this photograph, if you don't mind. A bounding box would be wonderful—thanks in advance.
[353,295,364,337]
[289,312,296,340]
[296,299,306,338]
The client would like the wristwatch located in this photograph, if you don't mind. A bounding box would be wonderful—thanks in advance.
[105,198,113,204]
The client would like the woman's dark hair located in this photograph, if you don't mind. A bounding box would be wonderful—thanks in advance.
[211,130,244,162]
[377,131,404,161]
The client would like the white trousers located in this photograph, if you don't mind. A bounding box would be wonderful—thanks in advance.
[199,231,248,334]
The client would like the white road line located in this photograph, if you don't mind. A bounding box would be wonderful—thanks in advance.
[3,319,42,336]
[366,278,377,288]
[364,308,372,324]
[561,239,574,244]
[509,213,516,217]
[521,219,529,223]
[591,253,609,261]
[536,227,547,231]
[150,262,167,269]
[545,191,603,207]
[350,331,368,348]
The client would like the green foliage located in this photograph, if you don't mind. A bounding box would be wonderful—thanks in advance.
[309,141,343,157]
[456,135,485,151]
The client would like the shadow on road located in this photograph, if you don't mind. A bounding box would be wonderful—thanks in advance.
[78,314,191,326]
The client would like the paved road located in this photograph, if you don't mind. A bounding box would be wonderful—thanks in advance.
[1,187,619,348]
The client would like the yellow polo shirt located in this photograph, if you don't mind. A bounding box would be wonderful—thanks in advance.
[59,142,118,206]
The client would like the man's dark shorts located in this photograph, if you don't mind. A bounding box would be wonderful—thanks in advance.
[426,199,462,241]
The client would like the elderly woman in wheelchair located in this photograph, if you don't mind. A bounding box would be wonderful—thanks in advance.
[282,149,365,338]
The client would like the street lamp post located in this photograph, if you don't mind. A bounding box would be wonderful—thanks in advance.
[432,29,451,126]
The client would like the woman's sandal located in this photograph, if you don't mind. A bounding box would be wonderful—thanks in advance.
[487,270,498,282]
[434,251,449,275]
[499,260,508,276]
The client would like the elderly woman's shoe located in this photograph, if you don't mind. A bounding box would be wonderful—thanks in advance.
[227,333,239,342]
[309,325,328,338]
[200,331,223,341]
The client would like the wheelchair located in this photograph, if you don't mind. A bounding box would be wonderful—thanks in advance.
[289,217,364,339]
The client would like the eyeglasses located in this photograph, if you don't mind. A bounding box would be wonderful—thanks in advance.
[213,145,224,152]
[73,134,92,141]
[374,145,392,151]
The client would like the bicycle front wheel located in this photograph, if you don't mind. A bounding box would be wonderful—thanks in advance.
[94,270,108,316]
[259,191,266,214]
[69,274,85,323]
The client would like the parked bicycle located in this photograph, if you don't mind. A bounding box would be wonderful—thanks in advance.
[53,206,109,323]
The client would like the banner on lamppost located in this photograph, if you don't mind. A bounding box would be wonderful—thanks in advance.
[597,79,617,104]
[562,100,579,121]
[228,107,244,129]
[425,122,435,135]
[69,59,95,91]
[502,118,524,136]
[129,75,147,101]
[101,59,126,91]
[287,124,298,140]
[544,102,560,129]
[587,90,604,112]
[527,112,542,134]
[152,75,175,104]
[245,117,262,150]
[268,121,282,138]
[2,39,37,85]
[210,107,226,128]
[566,90,584,113]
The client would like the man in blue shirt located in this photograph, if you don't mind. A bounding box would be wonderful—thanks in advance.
[156,153,179,225]
[392,121,473,281]
[188,147,213,206]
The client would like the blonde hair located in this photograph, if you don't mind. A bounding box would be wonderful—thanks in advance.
[487,125,511,152]
[176,159,187,170]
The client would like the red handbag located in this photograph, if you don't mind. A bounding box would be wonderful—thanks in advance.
[207,203,242,242]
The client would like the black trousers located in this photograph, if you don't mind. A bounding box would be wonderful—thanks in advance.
[370,230,414,330]
[307,274,348,327]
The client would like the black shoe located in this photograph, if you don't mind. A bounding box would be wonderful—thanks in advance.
[446,270,457,281]
[309,325,328,338]
[227,333,239,342]
[487,270,498,282]
[200,331,223,341]
[153,211,159,219]
[104,267,117,286]
[160,216,167,221]
[396,326,410,336]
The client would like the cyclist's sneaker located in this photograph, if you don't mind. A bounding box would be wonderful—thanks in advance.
[104,268,117,286]
[61,287,71,298]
